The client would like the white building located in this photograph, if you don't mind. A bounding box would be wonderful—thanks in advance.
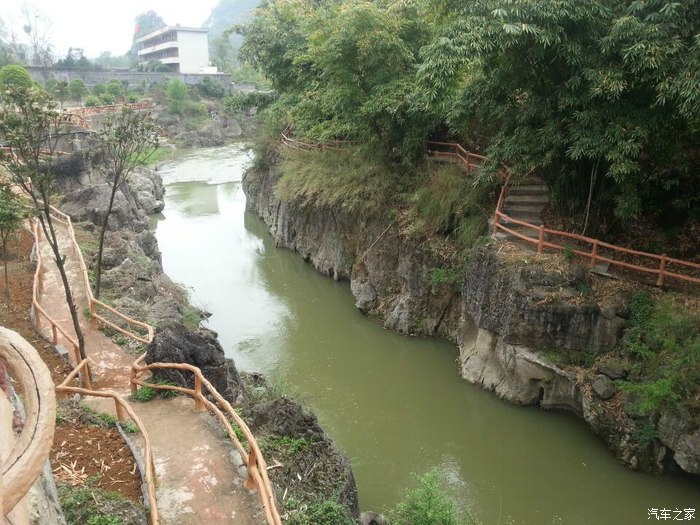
[136,26,211,74]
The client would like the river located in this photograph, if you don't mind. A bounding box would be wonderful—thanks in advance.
[152,144,699,524]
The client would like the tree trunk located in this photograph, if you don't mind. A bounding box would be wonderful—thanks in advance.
[2,236,9,303]
[582,159,599,236]
[94,184,118,300]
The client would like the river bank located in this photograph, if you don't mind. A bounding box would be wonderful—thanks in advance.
[52,145,361,522]
[242,149,700,483]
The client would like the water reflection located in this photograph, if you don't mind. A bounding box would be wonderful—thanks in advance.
[154,145,700,524]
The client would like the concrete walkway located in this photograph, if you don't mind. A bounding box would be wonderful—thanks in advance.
[34,219,265,524]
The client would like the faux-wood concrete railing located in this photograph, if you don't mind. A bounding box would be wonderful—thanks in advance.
[130,356,283,525]
[56,359,159,525]
[0,327,56,521]
[46,205,155,345]
[30,218,86,369]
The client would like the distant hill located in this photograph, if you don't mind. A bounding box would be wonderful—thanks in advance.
[204,0,260,47]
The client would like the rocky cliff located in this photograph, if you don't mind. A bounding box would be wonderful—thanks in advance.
[243,161,700,477]
[56,153,360,519]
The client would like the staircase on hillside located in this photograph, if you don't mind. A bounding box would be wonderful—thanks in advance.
[493,176,550,244]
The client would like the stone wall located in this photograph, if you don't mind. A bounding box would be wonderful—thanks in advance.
[26,67,232,90]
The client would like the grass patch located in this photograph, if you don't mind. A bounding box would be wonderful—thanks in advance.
[58,484,133,525]
[277,146,397,215]
[283,496,354,525]
[259,435,313,456]
[130,386,157,403]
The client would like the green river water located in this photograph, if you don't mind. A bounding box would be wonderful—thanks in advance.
[152,144,699,524]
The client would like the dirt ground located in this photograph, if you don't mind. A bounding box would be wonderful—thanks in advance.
[0,228,142,503]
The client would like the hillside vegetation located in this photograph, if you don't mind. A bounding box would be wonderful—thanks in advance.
[236,0,700,250]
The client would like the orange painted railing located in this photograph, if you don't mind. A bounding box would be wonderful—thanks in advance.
[426,141,487,173]
[281,127,351,151]
[56,359,159,525]
[423,140,700,287]
[130,356,283,525]
[0,328,56,523]
[492,181,700,287]
[46,205,155,345]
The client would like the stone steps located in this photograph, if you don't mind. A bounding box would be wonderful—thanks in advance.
[495,177,549,244]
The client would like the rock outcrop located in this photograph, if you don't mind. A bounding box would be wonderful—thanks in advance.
[145,322,242,403]
[242,159,700,477]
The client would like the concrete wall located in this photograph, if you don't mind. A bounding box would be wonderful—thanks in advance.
[26,67,231,89]
[175,31,210,74]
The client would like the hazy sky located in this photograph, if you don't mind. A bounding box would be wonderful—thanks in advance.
[4,0,220,58]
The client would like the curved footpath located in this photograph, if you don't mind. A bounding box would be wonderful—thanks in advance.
[34,219,265,524]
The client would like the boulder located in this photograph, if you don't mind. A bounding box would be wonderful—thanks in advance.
[598,361,628,380]
[145,322,241,403]
[592,374,617,400]
[360,511,387,525]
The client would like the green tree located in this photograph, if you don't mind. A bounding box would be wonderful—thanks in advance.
[93,108,159,298]
[0,64,33,89]
[50,80,69,109]
[0,84,88,371]
[68,78,89,104]
[0,183,27,301]
[419,0,700,231]
[106,79,126,100]
[165,78,189,115]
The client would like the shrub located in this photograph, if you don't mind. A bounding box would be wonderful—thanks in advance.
[618,292,700,415]
[166,78,189,115]
[99,93,116,106]
[198,76,226,99]
[0,65,33,89]
[389,469,478,525]
[84,95,100,107]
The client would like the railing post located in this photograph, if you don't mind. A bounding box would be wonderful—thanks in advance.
[657,255,667,286]
[537,225,545,254]
[194,374,206,412]
[89,301,97,328]
[130,368,138,395]
[245,451,258,490]
[590,241,598,269]
[81,362,92,391]
[115,402,127,422]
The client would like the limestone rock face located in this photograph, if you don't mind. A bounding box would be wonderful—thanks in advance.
[145,322,242,403]
[658,411,700,475]
[242,160,700,477]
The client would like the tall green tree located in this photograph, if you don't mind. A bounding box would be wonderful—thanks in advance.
[419,0,700,231]
[0,183,27,301]
[68,78,89,104]
[93,108,159,298]
[165,78,189,115]
[0,84,88,369]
